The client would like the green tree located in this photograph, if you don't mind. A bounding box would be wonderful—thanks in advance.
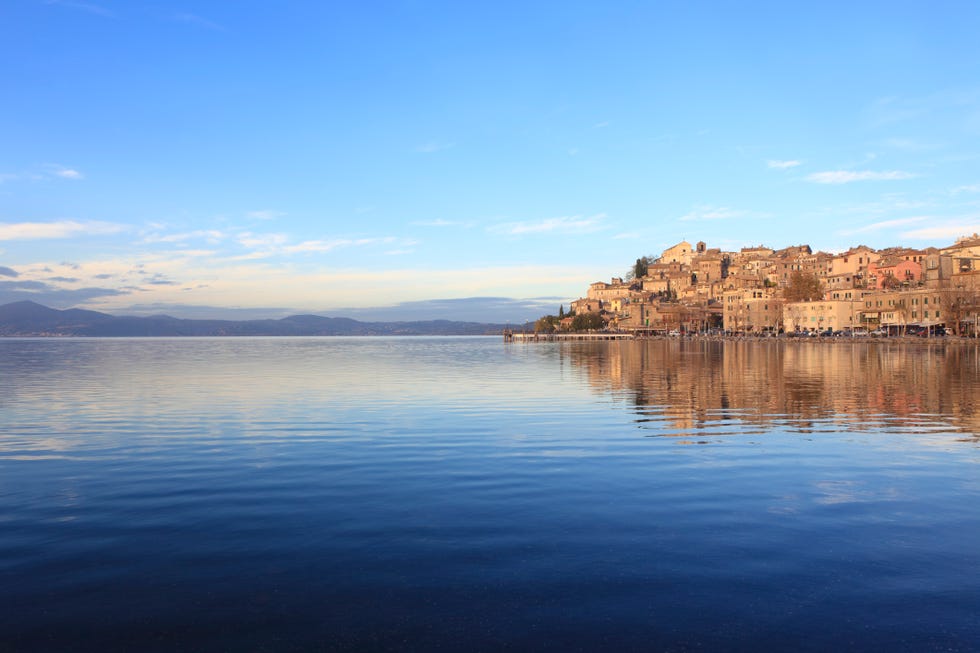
[571,313,605,331]
[558,304,565,319]
[784,271,824,302]
[632,257,649,279]
[534,315,560,333]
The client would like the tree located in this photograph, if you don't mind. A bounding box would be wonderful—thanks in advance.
[881,273,902,290]
[784,271,824,302]
[941,287,976,336]
[626,256,653,281]
[571,313,605,331]
[558,304,565,319]
[633,257,649,279]
[534,315,560,333]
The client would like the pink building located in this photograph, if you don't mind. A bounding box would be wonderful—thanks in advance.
[868,258,922,289]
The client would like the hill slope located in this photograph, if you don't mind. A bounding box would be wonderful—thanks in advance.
[0,301,508,336]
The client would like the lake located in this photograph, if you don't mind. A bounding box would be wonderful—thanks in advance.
[1,337,979,651]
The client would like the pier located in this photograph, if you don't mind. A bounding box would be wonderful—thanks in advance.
[504,331,634,342]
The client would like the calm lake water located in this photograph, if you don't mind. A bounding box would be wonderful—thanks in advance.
[2,337,979,651]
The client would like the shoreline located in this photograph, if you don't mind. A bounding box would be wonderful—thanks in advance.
[506,331,980,344]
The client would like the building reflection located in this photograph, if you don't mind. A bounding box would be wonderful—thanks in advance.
[562,340,980,438]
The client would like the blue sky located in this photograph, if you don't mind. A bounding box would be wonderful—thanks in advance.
[1,1,979,320]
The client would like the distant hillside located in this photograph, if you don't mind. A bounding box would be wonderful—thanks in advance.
[0,301,509,337]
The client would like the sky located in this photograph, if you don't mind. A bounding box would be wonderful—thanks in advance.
[1,1,980,321]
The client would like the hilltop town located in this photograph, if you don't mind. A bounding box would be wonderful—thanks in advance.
[538,234,980,337]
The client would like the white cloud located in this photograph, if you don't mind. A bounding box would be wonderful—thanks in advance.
[490,213,608,236]
[838,217,928,235]
[282,239,366,254]
[237,232,288,249]
[806,170,917,184]
[881,138,938,151]
[767,159,801,169]
[679,205,749,222]
[593,121,610,129]
[951,184,980,195]
[232,232,409,257]
[142,229,226,244]
[901,222,980,241]
[247,210,285,220]
[1,165,84,182]
[52,167,84,179]
[0,220,125,241]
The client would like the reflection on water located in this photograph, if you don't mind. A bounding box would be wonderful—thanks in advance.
[564,339,980,438]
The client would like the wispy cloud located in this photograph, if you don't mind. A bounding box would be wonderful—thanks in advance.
[142,229,226,244]
[0,266,18,278]
[231,232,410,258]
[881,137,939,151]
[174,12,225,31]
[0,220,125,241]
[44,0,113,18]
[247,210,285,221]
[806,170,917,184]
[951,184,980,195]
[490,213,608,236]
[767,159,801,169]
[901,221,980,241]
[593,121,610,129]
[0,164,84,183]
[51,166,84,179]
[281,238,384,254]
[237,232,288,249]
[838,216,928,235]
[416,141,455,153]
[679,205,749,222]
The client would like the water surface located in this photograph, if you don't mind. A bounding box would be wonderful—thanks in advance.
[1,337,979,651]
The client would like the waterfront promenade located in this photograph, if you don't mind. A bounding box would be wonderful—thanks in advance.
[505,330,979,344]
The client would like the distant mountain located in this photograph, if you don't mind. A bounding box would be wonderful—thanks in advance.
[0,301,509,337]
